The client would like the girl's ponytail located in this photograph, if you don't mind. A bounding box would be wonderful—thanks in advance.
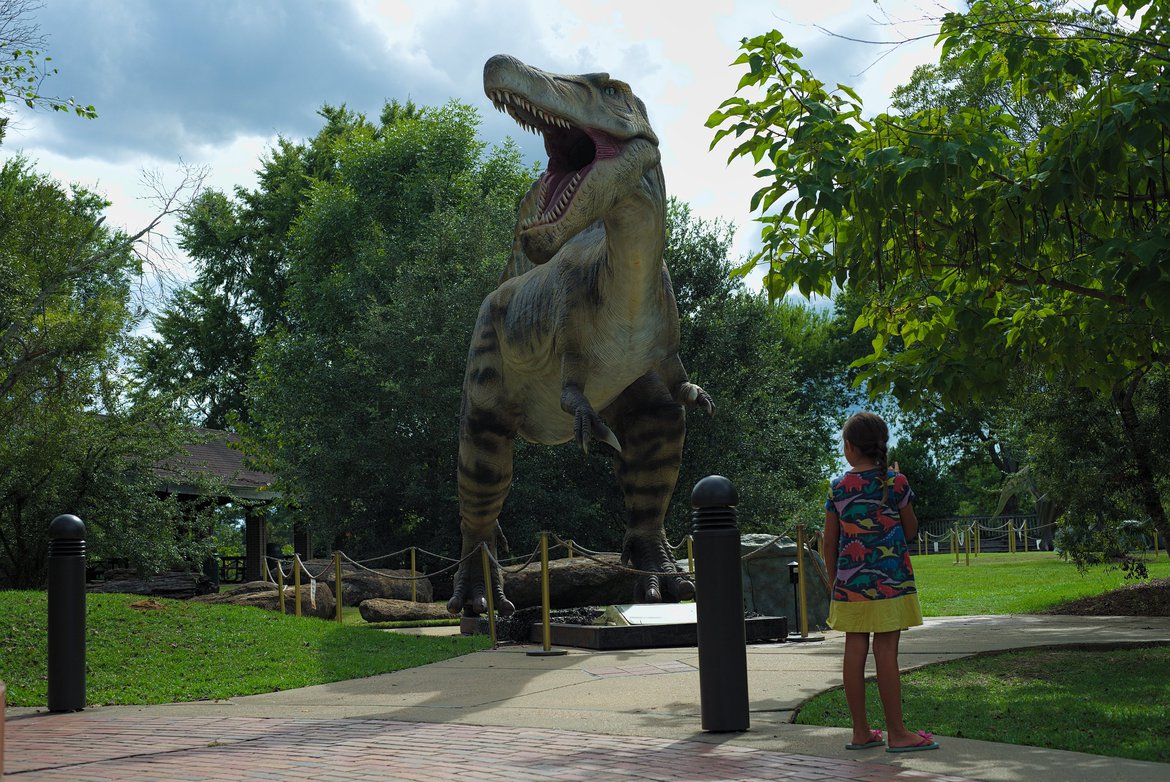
[876,442,890,508]
[842,411,892,509]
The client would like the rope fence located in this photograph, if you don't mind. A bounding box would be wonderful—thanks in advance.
[255,518,1162,643]
[256,526,821,644]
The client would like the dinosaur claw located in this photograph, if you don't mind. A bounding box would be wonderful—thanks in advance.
[677,382,714,416]
[670,577,696,601]
[574,409,621,455]
[599,427,622,454]
[701,395,715,417]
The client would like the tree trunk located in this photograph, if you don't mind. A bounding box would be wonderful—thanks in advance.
[1112,377,1170,547]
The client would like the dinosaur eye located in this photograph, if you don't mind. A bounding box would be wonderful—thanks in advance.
[604,85,617,96]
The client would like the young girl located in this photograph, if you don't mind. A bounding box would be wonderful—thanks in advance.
[823,412,939,753]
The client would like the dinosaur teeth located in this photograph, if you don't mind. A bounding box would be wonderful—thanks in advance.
[490,88,577,133]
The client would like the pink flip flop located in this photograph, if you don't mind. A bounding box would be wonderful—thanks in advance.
[846,729,885,750]
[886,730,940,753]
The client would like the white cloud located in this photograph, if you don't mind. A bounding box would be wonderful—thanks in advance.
[4,0,950,298]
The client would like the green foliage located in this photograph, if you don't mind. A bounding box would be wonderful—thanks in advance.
[0,0,95,142]
[239,102,535,557]
[1001,369,1170,565]
[712,0,1170,555]
[141,100,841,560]
[666,200,838,535]
[797,644,1170,762]
[709,0,1170,401]
[134,283,256,428]
[0,591,489,706]
[0,158,214,586]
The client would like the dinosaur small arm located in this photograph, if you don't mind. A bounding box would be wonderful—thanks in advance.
[447,54,714,617]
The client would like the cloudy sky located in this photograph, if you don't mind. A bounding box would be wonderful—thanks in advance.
[5,0,946,293]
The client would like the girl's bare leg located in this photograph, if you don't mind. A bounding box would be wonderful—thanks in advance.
[843,632,873,743]
[872,630,922,747]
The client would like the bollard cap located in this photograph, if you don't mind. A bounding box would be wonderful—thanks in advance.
[49,514,86,540]
[691,475,737,508]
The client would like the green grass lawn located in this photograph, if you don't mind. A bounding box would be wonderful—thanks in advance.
[912,551,1170,615]
[795,645,1170,763]
[795,551,1170,762]
[0,591,489,708]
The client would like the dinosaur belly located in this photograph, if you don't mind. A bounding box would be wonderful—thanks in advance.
[516,391,574,445]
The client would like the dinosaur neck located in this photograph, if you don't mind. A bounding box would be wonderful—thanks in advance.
[601,166,667,300]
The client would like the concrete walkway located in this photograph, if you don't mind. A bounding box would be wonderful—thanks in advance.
[6,614,1170,781]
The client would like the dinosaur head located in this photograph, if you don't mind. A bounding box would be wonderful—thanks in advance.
[484,54,661,264]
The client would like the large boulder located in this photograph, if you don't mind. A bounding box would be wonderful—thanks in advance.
[358,598,453,623]
[295,559,433,607]
[739,533,830,630]
[191,580,336,620]
[502,553,638,610]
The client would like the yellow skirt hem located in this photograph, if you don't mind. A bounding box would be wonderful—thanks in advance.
[827,592,923,633]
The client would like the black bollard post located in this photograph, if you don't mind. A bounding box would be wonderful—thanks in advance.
[47,514,86,712]
[691,475,749,733]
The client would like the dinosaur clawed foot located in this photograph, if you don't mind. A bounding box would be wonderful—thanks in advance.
[446,555,516,617]
[449,580,516,616]
[634,573,695,603]
[622,531,694,604]
[678,382,715,416]
[574,407,622,455]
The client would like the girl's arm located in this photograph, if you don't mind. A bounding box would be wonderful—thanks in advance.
[823,510,840,585]
[900,503,919,541]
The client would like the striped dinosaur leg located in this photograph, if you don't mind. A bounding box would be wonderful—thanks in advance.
[604,374,695,604]
[450,309,518,618]
[451,404,517,617]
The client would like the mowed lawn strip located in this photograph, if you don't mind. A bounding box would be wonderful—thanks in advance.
[797,552,1170,763]
[1,591,490,707]
[911,551,1170,615]
[794,644,1170,763]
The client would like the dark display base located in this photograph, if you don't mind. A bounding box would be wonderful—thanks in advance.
[461,614,789,650]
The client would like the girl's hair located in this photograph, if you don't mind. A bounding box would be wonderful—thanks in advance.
[843,411,891,506]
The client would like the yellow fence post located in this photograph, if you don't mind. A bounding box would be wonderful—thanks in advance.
[334,551,343,624]
[410,547,418,603]
[527,532,567,657]
[567,540,574,559]
[952,525,959,565]
[1023,521,1030,552]
[294,554,303,618]
[975,524,981,557]
[964,524,971,566]
[792,526,823,641]
[277,562,285,614]
[480,543,497,646]
[1009,523,1017,554]
[686,534,694,577]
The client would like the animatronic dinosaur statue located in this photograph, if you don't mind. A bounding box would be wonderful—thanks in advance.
[447,54,714,617]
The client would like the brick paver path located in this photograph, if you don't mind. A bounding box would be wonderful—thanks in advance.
[6,713,975,782]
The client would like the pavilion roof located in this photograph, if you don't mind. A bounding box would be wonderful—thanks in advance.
[154,427,280,501]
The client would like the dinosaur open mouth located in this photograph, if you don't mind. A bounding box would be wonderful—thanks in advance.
[489,88,623,228]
